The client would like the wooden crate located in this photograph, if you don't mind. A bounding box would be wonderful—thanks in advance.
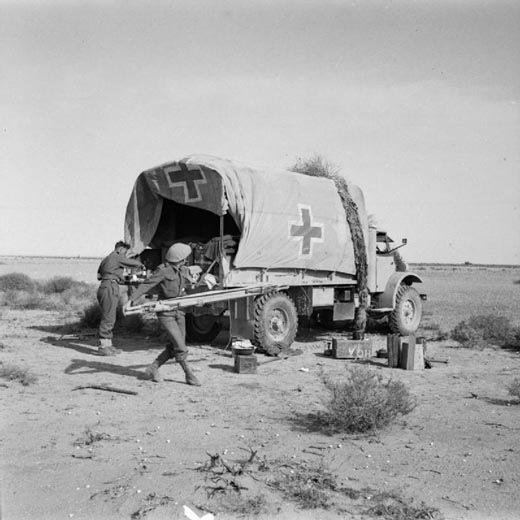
[332,338,373,359]
[234,354,258,374]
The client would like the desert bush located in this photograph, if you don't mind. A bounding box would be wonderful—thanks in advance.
[318,366,416,433]
[0,362,38,385]
[507,378,520,400]
[0,272,37,292]
[212,493,271,517]
[0,289,58,310]
[74,427,111,447]
[0,273,96,313]
[269,459,337,509]
[42,276,79,294]
[120,314,148,333]
[451,314,519,348]
[365,491,442,520]
[79,302,102,328]
[420,322,449,341]
[78,301,157,335]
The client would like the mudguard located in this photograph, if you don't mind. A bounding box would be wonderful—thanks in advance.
[378,272,423,309]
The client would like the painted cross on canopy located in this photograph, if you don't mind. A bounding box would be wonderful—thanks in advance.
[289,204,324,257]
[164,162,207,203]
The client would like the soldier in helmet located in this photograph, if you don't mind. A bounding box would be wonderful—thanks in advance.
[125,243,201,386]
[96,241,144,356]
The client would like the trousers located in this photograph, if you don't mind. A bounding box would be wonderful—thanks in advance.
[157,311,188,362]
[97,280,120,339]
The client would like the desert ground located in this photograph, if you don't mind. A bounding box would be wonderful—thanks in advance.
[1,258,519,520]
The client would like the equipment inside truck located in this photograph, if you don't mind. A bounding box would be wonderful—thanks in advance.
[145,198,240,278]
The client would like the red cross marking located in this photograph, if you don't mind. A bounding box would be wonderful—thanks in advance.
[164,162,207,202]
[289,204,324,257]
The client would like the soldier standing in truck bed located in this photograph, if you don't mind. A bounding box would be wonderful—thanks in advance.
[96,241,143,356]
[125,243,201,386]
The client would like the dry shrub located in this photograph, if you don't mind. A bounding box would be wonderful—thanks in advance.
[365,490,442,519]
[42,276,80,294]
[0,362,38,385]
[319,367,416,433]
[0,272,37,292]
[0,287,95,313]
[78,301,155,335]
[451,315,520,349]
[1,289,56,310]
[0,273,96,313]
[79,302,102,328]
[507,378,520,400]
[419,322,449,341]
[269,459,337,510]
[74,427,111,447]
[212,493,271,517]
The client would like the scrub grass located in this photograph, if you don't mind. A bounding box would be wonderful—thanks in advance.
[0,273,96,313]
[268,458,337,509]
[0,272,37,292]
[0,362,38,386]
[450,315,520,349]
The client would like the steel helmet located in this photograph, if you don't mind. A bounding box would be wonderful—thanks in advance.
[165,243,191,263]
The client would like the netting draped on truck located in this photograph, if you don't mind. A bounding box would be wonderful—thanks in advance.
[124,155,368,282]
[292,165,369,337]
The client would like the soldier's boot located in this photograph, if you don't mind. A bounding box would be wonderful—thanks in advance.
[145,361,162,383]
[178,359,201,386]
[98,338,121,356]
[145,349,171,383]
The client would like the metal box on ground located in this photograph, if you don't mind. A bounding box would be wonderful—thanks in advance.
[332,338,373,359]
[234,354,258,374]
[400,336,424,370]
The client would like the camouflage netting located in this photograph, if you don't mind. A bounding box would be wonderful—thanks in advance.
[292,158,368,338]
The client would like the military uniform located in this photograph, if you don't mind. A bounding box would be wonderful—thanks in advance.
[130,262,200,385]
[130,262,191,360]
[97,251,142,346]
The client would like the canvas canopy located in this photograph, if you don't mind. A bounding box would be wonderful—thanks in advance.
[124,155,368,277]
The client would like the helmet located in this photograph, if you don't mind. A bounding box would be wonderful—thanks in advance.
[165,243,191,263]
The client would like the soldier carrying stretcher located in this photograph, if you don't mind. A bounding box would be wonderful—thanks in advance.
[124,243,201,386]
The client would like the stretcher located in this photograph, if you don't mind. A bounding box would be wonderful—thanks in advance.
[122,284,286,316]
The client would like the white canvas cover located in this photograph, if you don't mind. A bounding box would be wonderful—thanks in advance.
[124,155,368,276]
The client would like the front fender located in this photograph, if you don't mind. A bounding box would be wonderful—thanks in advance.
[378,272,423,309]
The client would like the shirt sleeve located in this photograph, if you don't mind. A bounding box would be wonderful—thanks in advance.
[130,268,164,302]
[119,257,143,268]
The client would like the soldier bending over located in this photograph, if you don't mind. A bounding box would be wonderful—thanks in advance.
[97,241,143,356]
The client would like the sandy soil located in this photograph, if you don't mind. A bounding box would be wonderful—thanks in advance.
[1,309,519,520]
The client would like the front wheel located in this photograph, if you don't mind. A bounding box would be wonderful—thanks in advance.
[253,292,298,352]
[390,285,422,335]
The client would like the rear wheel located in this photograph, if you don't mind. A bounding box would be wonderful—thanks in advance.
[253,292,298,352]
[390,285,422,335]
[185,313,222,343]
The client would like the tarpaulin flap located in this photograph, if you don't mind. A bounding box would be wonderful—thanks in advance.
[125,155,368,276]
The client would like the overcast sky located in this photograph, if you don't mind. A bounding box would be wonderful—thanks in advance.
[1,0,519,264]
